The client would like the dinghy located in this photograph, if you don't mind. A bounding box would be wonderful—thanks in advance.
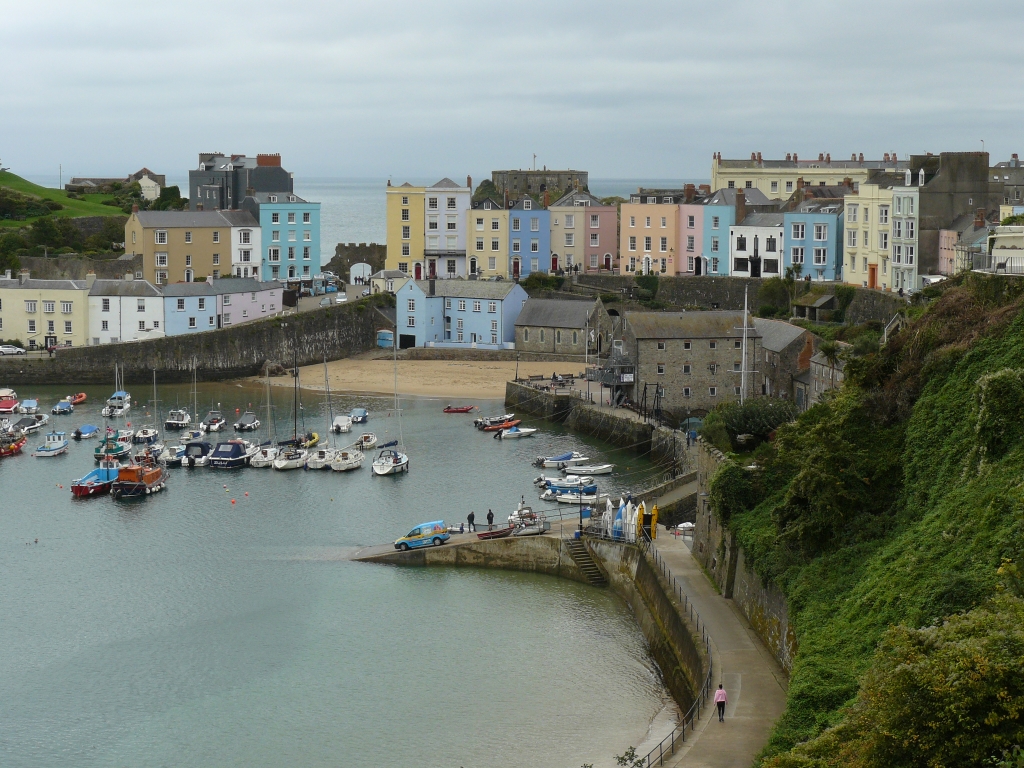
[533,451,589,468]
[565,463,614,475]
[494,426,536,439]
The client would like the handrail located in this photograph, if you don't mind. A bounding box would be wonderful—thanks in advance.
[583,525,716,767]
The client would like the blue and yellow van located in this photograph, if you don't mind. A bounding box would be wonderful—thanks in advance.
[394,520,450,551]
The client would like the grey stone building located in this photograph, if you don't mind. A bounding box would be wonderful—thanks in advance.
[514,297,613,357]
[753,318,817,405]
[617,311,762,420]
[189,153,293,212]
[491,169,588,200]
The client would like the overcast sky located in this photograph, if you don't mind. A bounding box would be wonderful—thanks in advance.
[4,1,1023,183]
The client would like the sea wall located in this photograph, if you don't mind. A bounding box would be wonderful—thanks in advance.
[404,348,589,364]
[692,437,797,672]
[0,297,387,385]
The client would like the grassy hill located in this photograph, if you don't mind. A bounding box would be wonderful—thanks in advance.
[707,274,1024,767]
[0,170,120,227]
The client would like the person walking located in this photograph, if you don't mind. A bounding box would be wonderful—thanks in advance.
[486,509,494,530]
[715,684,727,722]
[467,511,476,532]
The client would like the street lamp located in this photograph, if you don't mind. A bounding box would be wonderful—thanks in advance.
[578,477,585,534]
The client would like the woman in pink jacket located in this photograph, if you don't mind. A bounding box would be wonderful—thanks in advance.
[714,684,727,721]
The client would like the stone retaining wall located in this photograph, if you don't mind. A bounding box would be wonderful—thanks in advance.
[18,253,143,280]
[405,348,589,364]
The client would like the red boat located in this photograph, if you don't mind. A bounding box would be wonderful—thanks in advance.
[0,432,27,457]
[0,396,19,414]
[68,393,87,405]
[477,526,514,540]
[482,419,521,432]
[443,405,475,414]
[71,457,122,497]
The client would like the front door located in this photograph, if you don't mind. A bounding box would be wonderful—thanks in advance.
[868,264,877,289]
[414,263,422,280]
[694,257,703,276]
[428,260,436,279]
[604,255,611,271]
[550,255,558,272]
[512,258,520,278]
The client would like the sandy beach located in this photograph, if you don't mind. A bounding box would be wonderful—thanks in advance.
[265,355,583,400]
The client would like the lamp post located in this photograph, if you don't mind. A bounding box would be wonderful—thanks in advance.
[578,477,585,534]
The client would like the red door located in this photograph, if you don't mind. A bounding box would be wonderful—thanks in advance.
[551,255,558,272]
[428,261,436,279]
[604,255,611,271]
[512,259,520,278]
[414,263,422,280]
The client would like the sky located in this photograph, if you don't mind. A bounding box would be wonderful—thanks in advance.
[3,0,1023,183]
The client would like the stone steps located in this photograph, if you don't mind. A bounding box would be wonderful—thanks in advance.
[564,538,608,587]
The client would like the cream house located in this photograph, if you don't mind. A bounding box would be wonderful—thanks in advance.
[0,270,92,348]
[844,178,897,291]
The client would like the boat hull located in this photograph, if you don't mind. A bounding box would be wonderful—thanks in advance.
[71,481,112,497]
[330,451,364,471]
[371,458,409,475]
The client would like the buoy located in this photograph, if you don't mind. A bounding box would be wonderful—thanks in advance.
[59,485,63,489]
[223,484,227,489]
[235,408,240,414]
[244,492,248,497]
[231,499,236,504]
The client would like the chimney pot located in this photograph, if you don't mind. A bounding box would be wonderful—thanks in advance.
[818,153,824,161]
[825,153,830,163]
[131,204,139,213]
[859,153,864,162]
[735,188,747,224]
[975,208,986,229]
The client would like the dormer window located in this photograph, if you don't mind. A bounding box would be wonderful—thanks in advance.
[524,200,532,210]
[269,195,277,203]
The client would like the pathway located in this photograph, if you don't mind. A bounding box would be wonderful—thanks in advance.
[654,535,788,768]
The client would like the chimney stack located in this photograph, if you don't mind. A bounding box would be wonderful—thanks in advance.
[884,153,890,162]
[735,188,747,224]
[86,271,97,288]
[684,183,695,203]
[793,152,798,163]
[428,279,435,296]
[859,153,864,162]
[818,153,825,161]
[543,189,550,208]
[18,269,30,285]
[851,153,857,161]
[825,153,830,163]
[131,204,139,213]
[975,208,986,229]
[797,177,805,190]
[842,177,853,189]
[751,152,756,161]
[786,153,792,161]
[757,151,762,164]
[698,184,710,195]
[467,175,472,189]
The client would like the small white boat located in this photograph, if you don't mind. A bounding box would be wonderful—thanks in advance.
[534,473,594,488]
[179,428,204,444]
[534,451,590,468]
[250,445,278,468]
[330,448,364,472]
[158,444,186,466]
[474,412,514,429]
[233,411,260,431]
[356,433,377,450]
[32,430,69,457]
[200,410,225,432]
[133,427,160,444]
[18,399,39,414]
[494,426,537,440]
[13,413,50,434]
[273,447,308,470]
[372,447,409,475]
[332,415,352,434]
[304,446,338,470]
[567,463,614,475]
[541,490,607,505]
[165,408,191,430]
[101,391,131,417]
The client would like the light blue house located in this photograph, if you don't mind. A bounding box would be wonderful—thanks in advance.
[162,282,219,336]
[162,277,283,336]
[241,193,321,281]
[394,279,529,349]
[508,198,550,278]
[783,200,845,281]
[701,188,774,276]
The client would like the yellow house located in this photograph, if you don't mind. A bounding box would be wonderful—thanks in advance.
[0,270,92,348]
[470,198,509,278]
[711,152,906,199]
[385,182,426,277]
[618,190,683,275]
[126,209,253,285]
[843,180,895,291]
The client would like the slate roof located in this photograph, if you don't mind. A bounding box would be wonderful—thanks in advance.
[794,200,845,214]
[793,293,835,308]
[160,277,277,297]
[624,311,757,339]
[430,178,464,189]
[753,318,807,353]
[797,186,851,200]
[514,298,594,328]
[410,280,518,300]
[160,282,219,297]
[89,279,162,297]
[550,190,605,207]
[737,212,784,228]
[371,270,410,279]
[718,157,908,170]
[472,198,504,210]
[0,277,87,291]
[246,192,309,204]
[134,210,257,228]
[704,188,773,206]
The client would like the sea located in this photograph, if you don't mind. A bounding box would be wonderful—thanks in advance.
[0,381,677,767]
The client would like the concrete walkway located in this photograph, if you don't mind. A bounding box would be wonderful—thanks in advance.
[653,535,788,768]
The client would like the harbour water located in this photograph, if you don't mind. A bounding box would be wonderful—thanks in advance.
[1,381,676,767]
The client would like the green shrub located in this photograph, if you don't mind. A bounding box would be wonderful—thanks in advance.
[699,409,731,453]
[635,274,659,296]
[600,293,618,304]
[521,272,563,293]
[973,368,1024,460]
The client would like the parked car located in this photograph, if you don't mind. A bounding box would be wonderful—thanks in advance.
[0,345,26,355]
[394,520,450,551]
[361,288,370,297]
[319,297,333,308]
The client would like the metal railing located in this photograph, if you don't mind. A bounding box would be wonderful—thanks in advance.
[583,526,715,767]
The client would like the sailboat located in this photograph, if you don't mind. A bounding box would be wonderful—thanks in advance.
[273,350,309,471]
[371,336,409,476]
[250,368,279,469]
[305,355,339,470]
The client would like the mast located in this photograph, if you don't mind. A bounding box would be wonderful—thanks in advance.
[741,284,748,405]
[265,364,275,444]
[292,348,299,441]
[323,353,334,448]
[394,328,403,449]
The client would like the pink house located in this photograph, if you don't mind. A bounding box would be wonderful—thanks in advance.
[549,191,619,273]
[678,202,704,275]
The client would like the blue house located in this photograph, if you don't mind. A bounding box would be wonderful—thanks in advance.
[508,198,550,278]
[162,282,219,336]
[394,279,529,349]
[701,188,774,276]
[783,200,845,281]
[241,193,321,281]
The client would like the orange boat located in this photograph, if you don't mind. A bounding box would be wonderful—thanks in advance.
[68,393,87,405]
[110,456,167,498]
[482,419,521,432]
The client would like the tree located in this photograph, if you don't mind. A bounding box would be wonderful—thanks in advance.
[818,340,841,395]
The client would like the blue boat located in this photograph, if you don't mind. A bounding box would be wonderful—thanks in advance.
[183,441,213,467]
[209,440,256,469]
[32,431,69,457]
[73,424,99,440]
[71,457,122,497]
[19,399,39,414]
[546,482,598,495]
[350,407,369,424]
[52,399,74,415]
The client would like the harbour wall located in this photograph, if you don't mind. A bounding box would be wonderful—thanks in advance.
[692,438,797,672]
[404,348,590,365]
[0,297,387,385]
[358,534,707,715]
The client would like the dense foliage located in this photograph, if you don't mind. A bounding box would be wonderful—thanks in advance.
[0,215,127,256]
[0,187,63,219]
[706,274,1024,766]
[520,272,564,293]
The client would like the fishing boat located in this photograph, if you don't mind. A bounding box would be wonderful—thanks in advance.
[101,390,131,418]
[94,427,132,461]
[14,414,49,434]
[331,415,352,433]
[0,430,27,457]
[110,455,167,498]
[304,446,338,470]
[250,444,279,468]
[330,448,364,472]
[183,441,213,467]
[481,419,521,432]
[200,410,226,432]
[165,408,191,430]
[233,411,260,431]
[0,389,20,414]
[133,427,160,444]
[209,439,259,469]
[71,457,122,497]
[356,433,377,450]
[476,526,514,540]
[566,463,614,475]
[473,412,513,429]
[494,426,537,439]
[372,442,409,475]
[157,443,186,467]
[32,431,69,457]
[533,451,590,468]
[52,399,74,415]
[136,442,165,462]
[443,405,475,414]
[350,407,369,424]
[68,392,87,405]
[19,399,39,414]
[73,424,99,440]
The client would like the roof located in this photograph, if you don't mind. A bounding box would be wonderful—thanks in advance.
[550,190,606,207]
[430,178,465,189]
[624,311,757,339]
[371,270,410,279]
[704,188,773,206]
[793,199,845,214]
[718,157,908,170]
[408,279,519,300]
[796,186,851,201]
[737,212,784,228]
[161,277,278,297]
[0,277,88,291]
[514,298,594,328]
[509,198,544,211]
[793,293,836,308]
[134,210,257,228]
[753,318,807,352]
[472,198,504,210]
[89,279,162,297]
[811,343,850,369]
[246,192,310,204]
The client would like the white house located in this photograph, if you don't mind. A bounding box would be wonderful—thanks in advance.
[220,211,263,280]
[88,275,165,345]
[137,174,162,201]
[729,212,785,278]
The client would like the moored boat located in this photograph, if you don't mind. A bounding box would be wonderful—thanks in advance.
[101,390,131,417]
[32,431,69,457]
[73,424,99,440]
[272,446,308,470]
[533,451,589,468]
[541,489,606,504]
[355,433,377,450]
[133,426,160,444]
[250,444,278,468]
[52,399,74,415]
[94,428,132,461]
[110,456,167,498]
[157,443,186,467]
[443,405,475,414]
[71,457,122,496]
[183,441,213,467]
[330,448,364,472]
[165,408,191,430]
[566,463,614,475]
[0,430,28,457]
[209,439,258,468]
[494,426,536,439]
[350,407,369,424]
[482,419,521,432]
[13,414,49,434]
[68,393,87,405]
[0,392,20,414]
[233,411,260,431]
[371,443,409,475]
[331,415,352,434]
[179,428,204,444]
[19,399,39,414]
[473,412,514,429]
[304,446,337,470]
[200,410,225,432]
[537,474,595,491]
